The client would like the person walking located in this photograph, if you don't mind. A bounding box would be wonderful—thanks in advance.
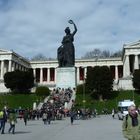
[0,110,4,134]
[8,109,17,134]
[47,109,52,125]
[70,109,75,125]
[23,109,28,126]
[0,109,7,134]
[112,108,115,119]
[122,104,140,140]
[42,111,47,125]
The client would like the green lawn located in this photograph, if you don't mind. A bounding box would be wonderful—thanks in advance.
[75,90,140,114]
[1,90,140,113]
[0,94,43,110]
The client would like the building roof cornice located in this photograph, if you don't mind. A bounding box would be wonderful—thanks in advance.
[123,40,140,49]
[30,57,122,65]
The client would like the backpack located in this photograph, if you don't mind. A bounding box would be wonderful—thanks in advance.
[0,111,4,119]
[42,113,47,119]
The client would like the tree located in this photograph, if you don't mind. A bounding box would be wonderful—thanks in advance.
[101,50,111,58]
[4,70,34,93]
[35,86,50,96]
[31,53,55,61]
[86,66,113,100]
[111,50,122,57]
[76,84,84,95]
[82,49,122,59]
[82,48,102,59]
[133,70,140,90]
[31,53,47,61]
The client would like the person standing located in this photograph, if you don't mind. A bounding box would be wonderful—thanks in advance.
[8,109,17,134]
[23,109,28,126]
[122,104,140,140]
[0,110,4,134]
[0,109,7,134]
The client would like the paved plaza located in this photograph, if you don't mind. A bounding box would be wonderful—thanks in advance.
[1,115,125,140]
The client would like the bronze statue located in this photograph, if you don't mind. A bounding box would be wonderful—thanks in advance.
[57,20,77,67]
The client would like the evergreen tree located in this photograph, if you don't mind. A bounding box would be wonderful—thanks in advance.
[133,70,140,90]
[4,70,34,93]
[86,66,113,100]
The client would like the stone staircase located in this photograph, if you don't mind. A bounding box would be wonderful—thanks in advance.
[36,89,76,110]
[67,90,76,110]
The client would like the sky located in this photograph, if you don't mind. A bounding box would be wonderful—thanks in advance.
[0,0,140,59]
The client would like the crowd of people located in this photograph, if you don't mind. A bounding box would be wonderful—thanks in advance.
[0,86,114,135]
[41,88,73,120]
[0,88,74,134]
[0,87,100,135]
[2,87,140,139]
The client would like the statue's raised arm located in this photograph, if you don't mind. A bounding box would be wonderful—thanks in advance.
[68,20,77,36]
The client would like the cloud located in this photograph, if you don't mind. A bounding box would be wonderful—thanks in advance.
[0,0,140,59]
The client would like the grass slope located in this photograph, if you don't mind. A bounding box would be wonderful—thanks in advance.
[0,94,43,109]
[75,90,140,113]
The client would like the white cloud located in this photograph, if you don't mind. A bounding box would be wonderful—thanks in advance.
[0,0,140,59]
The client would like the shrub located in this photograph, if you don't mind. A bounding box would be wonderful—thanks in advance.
[133,70,140,90]
[76,84,84,95]
[35,86,50,96]
[4,70,34,93]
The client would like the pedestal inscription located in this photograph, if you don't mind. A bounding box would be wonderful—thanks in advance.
[56,67,76,89]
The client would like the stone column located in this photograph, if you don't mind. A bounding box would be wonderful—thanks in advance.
[0,60,4,79]
[47,68,50,83]
[20,67,22,71]
[84,67,87,79]
[12,62,15,71]
[33,68,36,83]
[19,65,22,70]
[77,67,80,84]
[23,67,26,71]
[8,60,12,72]
[134,54,139,70]
[15,63,18,70]
[21,66,24,71]
[54,68,56,83]
[123,55,130,77]
[20,65,23,71]
[115,65,118,81]
[40,68,43,83]
[18,65,21,71]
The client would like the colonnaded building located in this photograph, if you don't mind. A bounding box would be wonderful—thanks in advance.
[0,40,140,93]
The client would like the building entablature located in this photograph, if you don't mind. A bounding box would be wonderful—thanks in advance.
[75,58,123,67]
[0,54,12,60]
[124,48,140,56]
[30,57,123,69]
[12,55,30,68]
[123,40,140,63]
[30,60,58,69]
[0,49,30,70]
[11,51,30,68]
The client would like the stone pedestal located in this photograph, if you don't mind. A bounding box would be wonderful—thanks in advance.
[56,67,76,89]
[118,77,134,90]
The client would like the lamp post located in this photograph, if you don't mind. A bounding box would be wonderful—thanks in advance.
[132,90,135,101]
[83,77,86,110]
